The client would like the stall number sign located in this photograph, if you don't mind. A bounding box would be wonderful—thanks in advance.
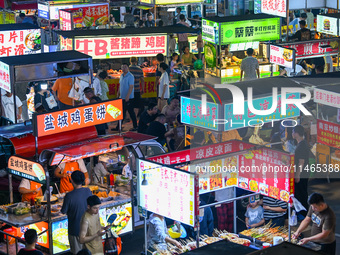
[0,29,41,57]
[224,92,300,131]
[33,99,123,137]
[0,61,10,92]
[317,15,339,36]
[137,159,196,226]
[8,156,46,184]
[314,88,340,109]
[221,18,280,44]
[261,0,286,18]
[202,19,219,44]
[181,96,219,131]
[74,35,167,59]
[317,119,340,149]
[270,45,295,69]
[283,40,339,59]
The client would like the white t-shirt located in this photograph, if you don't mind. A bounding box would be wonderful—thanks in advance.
[120,7,126,23]
[92,163,109,184]
[1,94,23,122]
[59,159,87,174]
[284,64,303,77]
[324,54,333,72]
[159,72,170,99]
[92,77,102,97]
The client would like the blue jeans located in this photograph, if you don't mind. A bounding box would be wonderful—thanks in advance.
[58,100,73,110]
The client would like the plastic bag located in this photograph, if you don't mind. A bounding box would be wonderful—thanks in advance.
[68,84,80,100]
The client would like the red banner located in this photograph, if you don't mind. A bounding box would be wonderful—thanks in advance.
[317,119,340,149]
[282,40,339,59]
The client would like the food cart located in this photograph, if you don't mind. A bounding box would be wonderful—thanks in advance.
[202,14,281,83]
[0,50,93,123]
[314,84,340,180]
[55,26,198,99]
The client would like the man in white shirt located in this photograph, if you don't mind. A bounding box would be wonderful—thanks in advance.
[304,9,314,29]
[158,62,170,111]
[280,60,307,77]
[240,48,260,81]
[1,89,23,123]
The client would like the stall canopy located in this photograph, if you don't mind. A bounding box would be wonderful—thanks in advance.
[289,72,340,87]
[0,121,33,139]
[11,1,38,10]
[40,132,157,166]
[0,23,38,31]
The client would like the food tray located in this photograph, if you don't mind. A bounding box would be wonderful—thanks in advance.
[238,233,262,246]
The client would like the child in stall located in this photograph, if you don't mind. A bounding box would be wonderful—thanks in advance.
[245,197,265,229]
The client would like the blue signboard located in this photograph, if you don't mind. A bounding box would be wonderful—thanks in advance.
[38,9,49,19]
[181,96,219,131]
[224,92,301,131]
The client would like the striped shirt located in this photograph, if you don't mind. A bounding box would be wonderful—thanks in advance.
[263,196,287,220]
[129,64,143,93]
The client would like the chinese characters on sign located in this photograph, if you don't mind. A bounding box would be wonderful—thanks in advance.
[220,18,280,44]
[270,45,295,69]
[202,19,219,44]
[34,99,123,137]
[261,0,287,18]
[59,36,73,51]
[314,88,340,108]
[224,93,301,131]
[8,156,46,184]
[317,119,340,149]
[283,40,339,59]
[73,35,167,59]
[0,61,10,92]
[59,10,72,31]
[181,96,219,131]
[137,159,196,226]
[0,29,41,57]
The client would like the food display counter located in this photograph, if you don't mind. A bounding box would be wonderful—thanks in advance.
[202,14,281,84]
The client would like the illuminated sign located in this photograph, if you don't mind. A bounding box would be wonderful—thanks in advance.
[73,35,167,59]
[283,40,339,59]
[202,19,219,44]
[317,15,339,36]
[8,156,46,184]
[220,18,280,44]
[261,0,286,18]
[270,45,295,69]
[156,0,203,4]
[0,29,41,57]
[314,88,340,108]
[0,61,10,92]
[33,99,123,137]
[181,96,220,131]
[229,41,259,51]
[137,159,197,226]
[317,119,340,149]
[224,93,301,131]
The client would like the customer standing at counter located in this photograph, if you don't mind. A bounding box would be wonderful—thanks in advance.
[240,48,260,82]
[61,171,92,255]
[293,193,336,255]
[54,159,90,194]
[18,179,43,202]
[261,196,287,227]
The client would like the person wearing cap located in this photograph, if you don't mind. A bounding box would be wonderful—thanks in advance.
[18,179,43,202]
[61,171,92,255]
[79,195,110,255]
[17,229,43,255]
[55,159,90,194]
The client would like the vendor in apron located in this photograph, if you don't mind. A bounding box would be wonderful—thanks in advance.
[18,179,43,202]
[54,159,90,193]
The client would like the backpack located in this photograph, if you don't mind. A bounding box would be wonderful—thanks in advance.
[300,29,311,41]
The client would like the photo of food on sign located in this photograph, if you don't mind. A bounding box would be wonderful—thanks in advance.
[269,186,279,199]
[282,49,293,62]
[210,173,223,190]
[249,180,259,192]
[199,178,208,192]
[100,203,132,235]
[280,190,289,202]
[25,31,41,51]
[239,177,249,189]
[259,182,268,195]
[225,172,238,186]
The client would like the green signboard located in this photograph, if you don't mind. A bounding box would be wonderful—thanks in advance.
[202,19,219,44]
[221,18,280,45]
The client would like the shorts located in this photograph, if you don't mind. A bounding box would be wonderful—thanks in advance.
[69,235,84,255]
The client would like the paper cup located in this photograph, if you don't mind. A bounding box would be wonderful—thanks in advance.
[263,243,271,248]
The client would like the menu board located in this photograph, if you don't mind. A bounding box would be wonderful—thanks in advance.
[283,40,339,59]
[181,96,219,131]
[202,19,219,44]
[60,3,109,30]
[33,99,123,137]
[0,29,41,57]
[269,45,295,69]
[8,156,46,184]
[137,159,197,226]
[220,18,280,44]
[0,61,10,92]
[314,88,340,109]
[52,218,69,254]
[16,222,49,249]
[224,93,301,131]
[73,35,167,59]
[229,41,259,51]
[317,15,339,36]
[261,0,287,18]
[317,119,340,149]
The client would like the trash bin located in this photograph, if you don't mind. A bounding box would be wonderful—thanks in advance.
[3,228,16,245]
